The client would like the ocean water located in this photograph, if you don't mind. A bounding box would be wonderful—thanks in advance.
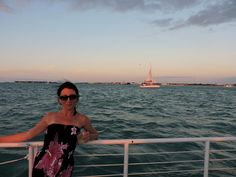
[0,83,236,177]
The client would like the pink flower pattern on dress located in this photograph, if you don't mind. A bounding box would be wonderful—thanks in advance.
[32,124,79,177]
[35,134,69,176]
[71,127,77,135]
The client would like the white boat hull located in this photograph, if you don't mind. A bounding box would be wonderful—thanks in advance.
[140,84,160,88]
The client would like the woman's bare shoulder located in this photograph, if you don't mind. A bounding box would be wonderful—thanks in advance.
[76,113,90,126]
[42,112,58,124]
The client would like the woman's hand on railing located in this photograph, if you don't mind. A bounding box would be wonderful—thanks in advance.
[78,131,90,144]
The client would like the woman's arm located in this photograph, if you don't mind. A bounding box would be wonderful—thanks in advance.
[0,114,49,143]
[77,115,99,144]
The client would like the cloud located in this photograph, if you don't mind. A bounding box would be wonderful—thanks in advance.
[1,0,236,29]
[68,0,200,12]
[152,0,236,29]
[0,0,14,13]
[0,0,202,13]
[172,0,236,29]
[69,0,147,12]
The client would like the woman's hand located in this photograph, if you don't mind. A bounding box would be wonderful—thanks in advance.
[78,131,90,144]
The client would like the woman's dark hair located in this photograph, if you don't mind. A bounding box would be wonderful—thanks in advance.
[57,82,79,97]
[57,82,79,115]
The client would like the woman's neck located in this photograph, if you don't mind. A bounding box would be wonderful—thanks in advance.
[59,109,75,118]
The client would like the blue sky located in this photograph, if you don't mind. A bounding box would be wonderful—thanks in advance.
[0,0,236,83]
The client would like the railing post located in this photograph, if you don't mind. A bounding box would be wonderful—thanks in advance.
[28,145,34,177]
[33,146,39,159]
[123,143,129,177]
[204,141,210,177]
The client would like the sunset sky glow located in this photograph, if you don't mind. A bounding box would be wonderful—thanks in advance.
[0,0,236,83]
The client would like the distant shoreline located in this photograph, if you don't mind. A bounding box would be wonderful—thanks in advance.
[2,80,233,87]
[14,80,58,84]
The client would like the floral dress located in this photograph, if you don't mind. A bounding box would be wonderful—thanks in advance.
[32,124,80,177]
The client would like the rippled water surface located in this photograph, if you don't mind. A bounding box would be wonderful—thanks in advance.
[0,83,235,177]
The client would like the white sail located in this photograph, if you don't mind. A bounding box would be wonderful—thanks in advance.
[140,67,160,88]
[145,68,155,83]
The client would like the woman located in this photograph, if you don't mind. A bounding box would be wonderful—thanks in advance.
[0,81,99,177]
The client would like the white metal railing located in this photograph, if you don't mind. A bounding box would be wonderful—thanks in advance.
[0,137,236,177]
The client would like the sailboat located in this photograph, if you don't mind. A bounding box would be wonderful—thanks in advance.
[140,67,160,88]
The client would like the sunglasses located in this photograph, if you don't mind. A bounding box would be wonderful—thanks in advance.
[59,95,79,101]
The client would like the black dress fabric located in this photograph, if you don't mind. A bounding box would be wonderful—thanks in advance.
[32,124,80,177]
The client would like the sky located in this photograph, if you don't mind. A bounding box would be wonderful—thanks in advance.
[0,0,236,84]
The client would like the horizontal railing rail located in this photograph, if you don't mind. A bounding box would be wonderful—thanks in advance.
[1,136,236,177]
